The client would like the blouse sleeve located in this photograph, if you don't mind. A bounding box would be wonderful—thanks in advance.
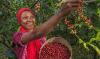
[12,32,25,47]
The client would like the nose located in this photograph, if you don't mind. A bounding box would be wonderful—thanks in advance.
[27,18,30,21]
[27,17,32,22]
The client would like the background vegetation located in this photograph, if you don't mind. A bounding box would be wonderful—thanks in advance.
[0,0,100,59]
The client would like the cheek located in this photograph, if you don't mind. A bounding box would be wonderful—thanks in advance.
[32,18,35,23]
[20,20,27,26]
[21,19,27,23]
[32,18,35,22]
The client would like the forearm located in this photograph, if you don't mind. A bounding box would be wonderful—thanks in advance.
[21,31,43,44]
[36,11,64,35]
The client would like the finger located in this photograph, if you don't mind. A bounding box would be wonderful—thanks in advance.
[64,0,82,4]
[66,2,80,8]
[66,0,82,5]
[67,0,82,6]
[71,4,80,7]
[67,0,82,3]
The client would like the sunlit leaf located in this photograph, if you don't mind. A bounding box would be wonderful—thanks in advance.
[89,44,100,55]
[83,43,89,50]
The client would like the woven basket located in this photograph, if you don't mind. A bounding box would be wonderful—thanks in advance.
[39,37,72,59]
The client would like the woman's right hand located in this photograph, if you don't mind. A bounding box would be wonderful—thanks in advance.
[59,0,82,16]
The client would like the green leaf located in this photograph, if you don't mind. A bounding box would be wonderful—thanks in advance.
[17,27,20,32]
[79,38,84,44]
[96,0,100,3]
[89,38,96,43]
[97,8,100,17]
[89,44,100,55]
[95,32,100,40]
[83,43,89,50]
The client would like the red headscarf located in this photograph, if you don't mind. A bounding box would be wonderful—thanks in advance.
[16,8,41,59]
[16,8,35,32]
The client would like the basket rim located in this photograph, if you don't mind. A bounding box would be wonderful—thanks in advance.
[39,37,72,59]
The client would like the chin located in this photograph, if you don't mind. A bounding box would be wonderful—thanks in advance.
[27,26,34,30]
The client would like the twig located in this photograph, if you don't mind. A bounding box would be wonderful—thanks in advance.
[30,0,40,9]
[83,0,96,3]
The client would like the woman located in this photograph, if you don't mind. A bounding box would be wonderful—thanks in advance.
[13,0,81,59]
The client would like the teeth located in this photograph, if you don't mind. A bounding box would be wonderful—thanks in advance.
[27,23,33,26]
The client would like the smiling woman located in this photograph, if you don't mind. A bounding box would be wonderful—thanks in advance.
[12,0,81,59]
[20,11,36,31]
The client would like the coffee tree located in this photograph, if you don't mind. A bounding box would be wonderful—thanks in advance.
[0,0,100,59]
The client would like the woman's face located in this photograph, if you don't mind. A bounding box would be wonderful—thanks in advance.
[20,11,35,30]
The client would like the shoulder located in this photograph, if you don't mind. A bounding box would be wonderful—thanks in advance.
[12,32,23,43]
[12,32,26,47]
[13,32,23,36]
[13,32,25,38]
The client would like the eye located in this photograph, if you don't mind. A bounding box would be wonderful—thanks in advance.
[23,17,27,20]
[30,16,34,19]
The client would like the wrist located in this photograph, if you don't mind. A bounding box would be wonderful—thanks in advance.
[55,10,64,17]
[56,9,69,17]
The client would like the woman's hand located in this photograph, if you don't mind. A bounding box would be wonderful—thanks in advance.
[59,0,82,16]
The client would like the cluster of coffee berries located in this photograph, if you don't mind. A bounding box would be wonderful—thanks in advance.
[40,42,71,59]
[35,2,41,12]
